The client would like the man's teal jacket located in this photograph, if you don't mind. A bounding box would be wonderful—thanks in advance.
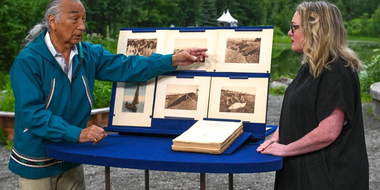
[9,29,175,179]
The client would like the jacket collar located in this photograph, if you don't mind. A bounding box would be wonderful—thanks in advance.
[26,29,80,66]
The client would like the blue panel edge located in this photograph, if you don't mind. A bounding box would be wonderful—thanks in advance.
[120,26,274,33]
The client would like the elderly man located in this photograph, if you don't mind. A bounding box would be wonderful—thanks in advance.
[9,0,208,189]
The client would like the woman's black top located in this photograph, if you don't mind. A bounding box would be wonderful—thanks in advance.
[275,58,369,190]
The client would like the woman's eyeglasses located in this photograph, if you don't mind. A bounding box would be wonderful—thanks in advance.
[290,24,300,34]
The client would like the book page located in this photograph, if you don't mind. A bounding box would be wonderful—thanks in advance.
[172,120,242,145]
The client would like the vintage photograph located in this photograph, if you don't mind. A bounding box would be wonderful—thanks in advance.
[154,76,211,120]
[126,39,157,57]
[224,38,261,63]
[165,84,199,110]
[173,38,207,63]
[219,86,256,113]
[164,30,218,71]
[208,77,269,123]
[122,82,147,113]
[111,79,156,127]
[117,30,167,55]
[215,29,273,73]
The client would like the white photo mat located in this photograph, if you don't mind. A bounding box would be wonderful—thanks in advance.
[164,30,218,71]
[215,29,273,73]
[112,79,156,127]
[117,30,168,55]
[208,77,269,123]
[153,76,211,120]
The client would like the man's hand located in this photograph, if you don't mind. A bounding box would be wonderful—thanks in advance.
[172,48,209,67]
[78,125,107,145]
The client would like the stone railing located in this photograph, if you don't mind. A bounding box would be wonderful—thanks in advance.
[0,108,109,141]
[370,82,380,118]
[0,111,15,140]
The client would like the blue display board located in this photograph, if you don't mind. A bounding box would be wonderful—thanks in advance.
[105,26,274,141]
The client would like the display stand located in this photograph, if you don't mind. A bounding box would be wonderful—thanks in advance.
[107,26,274,140]
[46,26,282,190]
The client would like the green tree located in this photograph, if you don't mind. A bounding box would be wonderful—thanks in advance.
[371,5,380,37]
[175,0,203,27]
[198,0,218,27]
[267,0,298,34]
[0,0,49,73]
[233,0,269,26]
[134,0,181,27]
[83,0,136,37]
[335,0,347,19]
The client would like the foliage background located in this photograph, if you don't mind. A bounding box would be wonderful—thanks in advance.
[0,0,380,108]
[1,0,380,73]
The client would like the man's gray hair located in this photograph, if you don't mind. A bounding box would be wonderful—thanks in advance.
[22,0,81,47]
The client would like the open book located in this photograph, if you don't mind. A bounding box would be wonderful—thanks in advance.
[172,120,243,154]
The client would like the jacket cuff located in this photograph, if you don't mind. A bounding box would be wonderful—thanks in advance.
[163,54,177,70]
[64,125,82,143]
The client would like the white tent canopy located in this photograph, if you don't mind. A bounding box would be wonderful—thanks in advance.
[217,9,238,27]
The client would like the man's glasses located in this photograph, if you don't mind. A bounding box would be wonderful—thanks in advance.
[290,24,300,34]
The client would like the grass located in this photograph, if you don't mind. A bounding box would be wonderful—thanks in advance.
[348,36,380,43]
[274,34,380,44]
[269,85,286,96]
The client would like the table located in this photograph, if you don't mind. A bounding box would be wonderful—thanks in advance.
[47,134,282,189]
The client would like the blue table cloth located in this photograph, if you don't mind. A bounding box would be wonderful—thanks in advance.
[46,134,282,173]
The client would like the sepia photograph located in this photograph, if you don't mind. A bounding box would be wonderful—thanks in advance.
[173,38,207,63]
[165,84,199,110]
[208,77,269,123]
[111,79,156,127]
[215,29,274,73]
[154,76,211,120]
[122,82,147,113]
[126,39,157,57]
[219,86,256,113]
[164,30,218,71]
[224,38,261,63]
[117,30,167,55]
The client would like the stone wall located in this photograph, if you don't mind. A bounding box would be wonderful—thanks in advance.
[370,82,380,118]
[0,108,109,141]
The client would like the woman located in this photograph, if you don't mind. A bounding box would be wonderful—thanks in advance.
[257,1,369,189]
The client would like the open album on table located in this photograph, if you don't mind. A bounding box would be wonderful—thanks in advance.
[172,120,243,154]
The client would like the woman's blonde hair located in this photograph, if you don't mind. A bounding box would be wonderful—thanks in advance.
[296,1,361,77]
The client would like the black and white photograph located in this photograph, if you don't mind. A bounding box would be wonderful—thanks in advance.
[165,84,199,110]
[122,82,147,113]
[126,39,157,57]
[216,29,273,73]
[209,77,268,123]
[164,30,218,71]
[173,38,207,66]
[225,38,261,63]
[219,86,256,113]
[173,48,205,63]
[117,30,167,55]
[154,76,211,120]
[111,79,156,127]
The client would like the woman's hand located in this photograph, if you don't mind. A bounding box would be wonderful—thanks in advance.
[257,141,288,157]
